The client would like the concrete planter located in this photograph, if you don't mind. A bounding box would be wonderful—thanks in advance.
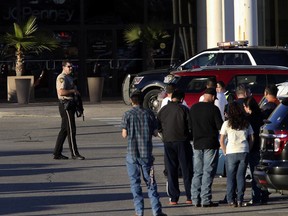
[7,76,34,103]
[87,77,104,103]
[15,78,31,104]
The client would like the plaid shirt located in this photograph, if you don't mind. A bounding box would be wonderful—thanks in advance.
[121,106,157,159]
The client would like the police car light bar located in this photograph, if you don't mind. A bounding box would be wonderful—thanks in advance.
[217,40,249,48]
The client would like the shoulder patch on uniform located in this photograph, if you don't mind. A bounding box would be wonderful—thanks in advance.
[59,78,64,83]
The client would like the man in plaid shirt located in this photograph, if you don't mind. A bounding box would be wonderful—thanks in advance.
[121,92,167,216]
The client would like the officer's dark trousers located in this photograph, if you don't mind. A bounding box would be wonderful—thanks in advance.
[164,140,193,202]
[54,102,80,157]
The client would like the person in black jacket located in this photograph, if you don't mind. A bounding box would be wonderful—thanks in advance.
[260,84,280,119]
[189,88,223,207]
[157,90,193,205]
[243,96,270,205]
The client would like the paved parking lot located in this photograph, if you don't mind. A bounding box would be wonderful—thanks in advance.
[0,100,287,215]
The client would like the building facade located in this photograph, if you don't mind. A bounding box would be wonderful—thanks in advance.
[0,0,287,99]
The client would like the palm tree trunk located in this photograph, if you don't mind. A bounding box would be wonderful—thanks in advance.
[15,50,24,76]
[145,47,155,70]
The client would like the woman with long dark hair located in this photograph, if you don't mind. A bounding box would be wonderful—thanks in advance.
[220,101,254,207]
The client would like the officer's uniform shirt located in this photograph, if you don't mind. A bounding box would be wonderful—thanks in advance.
[56,72,74,100]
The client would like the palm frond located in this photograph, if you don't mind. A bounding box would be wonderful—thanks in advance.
[1,16,59,53]
[0,16,59,75]
[23,16,38,36]
[13,23,23,39]
[35,32,59,49]
[19,41,38,51]
[123,24,170,47]
[123,25,142,44]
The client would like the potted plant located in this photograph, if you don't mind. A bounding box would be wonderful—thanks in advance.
[1,16,58,103]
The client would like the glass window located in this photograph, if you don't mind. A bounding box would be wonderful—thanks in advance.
[20,0,80,25]
[0,0,17,25]
[84,0,144,24]
[147,0,173,23]
[220,53,252,65]
[251,50,288,66]
[225,76,237,94]
[267,74,288,85]
[186,77,210,93]
[236,75,257,86]
[53,31,79,59]
[226,75,267,95]
[86,30,113,77]
[172,76,215,93]
[116,29,143,77]
[181,53,218,70]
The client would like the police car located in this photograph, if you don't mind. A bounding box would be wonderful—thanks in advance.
[122,40,288,112]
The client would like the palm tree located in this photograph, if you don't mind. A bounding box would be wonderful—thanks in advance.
[123,24,170,70]
[2,16,58,76]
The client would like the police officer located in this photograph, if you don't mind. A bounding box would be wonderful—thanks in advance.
[53,60,85,160]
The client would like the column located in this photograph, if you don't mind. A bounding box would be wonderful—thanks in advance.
[206,0,223,48]
[234,0,258,45]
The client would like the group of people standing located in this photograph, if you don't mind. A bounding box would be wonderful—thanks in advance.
[51,60,280,216]
[120,77,280,215]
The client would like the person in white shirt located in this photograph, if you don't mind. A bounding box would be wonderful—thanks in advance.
[220,101,254,207]
[216,81,228,120]
[199,78,227,120]
[159,83,188,110]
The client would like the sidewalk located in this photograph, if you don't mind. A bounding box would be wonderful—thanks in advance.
[0,97,129,118]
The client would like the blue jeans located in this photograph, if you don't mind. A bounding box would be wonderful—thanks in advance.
[226,152,248,203]
[191,148,219,205]
[126,154,162,216]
